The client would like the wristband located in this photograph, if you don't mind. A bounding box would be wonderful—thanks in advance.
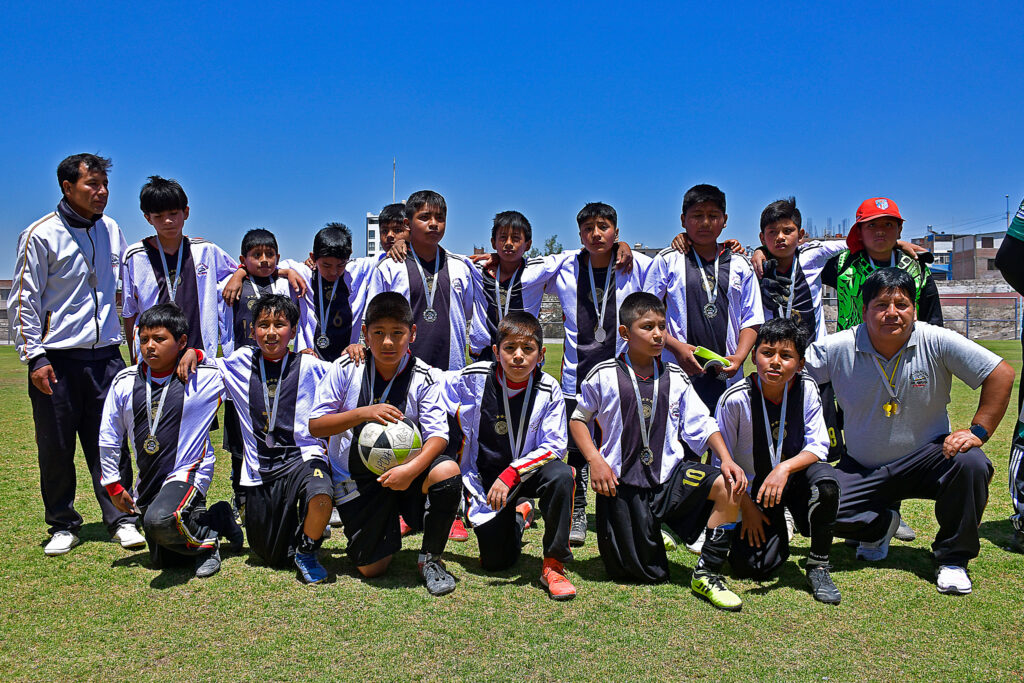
[969,424,989,443]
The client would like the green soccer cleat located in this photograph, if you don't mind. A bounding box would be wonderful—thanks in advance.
[691,572,742,612]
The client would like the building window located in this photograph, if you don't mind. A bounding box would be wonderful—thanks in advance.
[368,229,376,240]
[981,237,994,248]
[987,258,998,271]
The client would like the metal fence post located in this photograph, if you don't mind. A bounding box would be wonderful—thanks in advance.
[965,299,970,339]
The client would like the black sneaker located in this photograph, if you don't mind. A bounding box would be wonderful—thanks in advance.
[419,557,456,596]
[1009,528,1024,554]
[569,507,587,547]
[195,546,222,579]
[806,563,841,604]
[895,518,916,542]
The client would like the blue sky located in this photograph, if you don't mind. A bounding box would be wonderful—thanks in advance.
[4,2,1023,275]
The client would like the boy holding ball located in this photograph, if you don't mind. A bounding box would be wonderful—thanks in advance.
[308,292,463,596]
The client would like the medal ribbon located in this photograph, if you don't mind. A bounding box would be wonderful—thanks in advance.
[499,367,534,459]
[145,367,172,444]
[258,352,290,436]
[758,377,790,468]
[871,348,905,405]
[366,352,411,405]
[494,262,521,320]
[316,272,337,338]
[587,255,614,335]
[157,238,185,301]
[410,246,441,312]
[623,354,660,459]
[693,248,721,308]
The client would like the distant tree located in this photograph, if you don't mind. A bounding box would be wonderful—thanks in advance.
[543,235,562,255]
[526,247,541,258]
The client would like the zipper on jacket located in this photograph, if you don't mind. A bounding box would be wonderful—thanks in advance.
[86,226,100,347]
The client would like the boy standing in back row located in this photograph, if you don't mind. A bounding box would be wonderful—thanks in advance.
[644,184,763,414]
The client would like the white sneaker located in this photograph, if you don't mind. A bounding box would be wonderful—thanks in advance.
[936,565,972,595]
[685,530,706,555]
[44,530,80,556]
[856,510,901,562]
[784,507,796,541]
[329,507,342,527]
[113,523,146,550]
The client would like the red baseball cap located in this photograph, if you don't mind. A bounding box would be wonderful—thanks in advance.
[846,197,904,252]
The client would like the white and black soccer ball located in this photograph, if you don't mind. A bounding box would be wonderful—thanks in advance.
[357,417,423,475]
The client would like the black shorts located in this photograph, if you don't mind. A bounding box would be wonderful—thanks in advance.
[337,454,456,567]
[596,460,719,583]
[729,462,837,580]
[243,458,333,568]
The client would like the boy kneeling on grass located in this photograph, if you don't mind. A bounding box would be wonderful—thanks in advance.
[569,292,748,611]
[715,317,841,604]
[443,311,577,599]
[309,293,463,597]
[180,295,335,584]
[100,303,242,579]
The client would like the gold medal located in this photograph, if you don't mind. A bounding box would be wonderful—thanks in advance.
[494,420,509,436]
[143,435,160,454]
[641,398,653,419]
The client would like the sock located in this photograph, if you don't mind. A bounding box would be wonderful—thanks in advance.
[205,501,239,537]
[422,475,462,556]
[695,523,736,575]
[297,533,322,555]
[807,480,839,566]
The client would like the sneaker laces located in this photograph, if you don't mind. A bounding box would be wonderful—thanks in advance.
[698,571,728,592]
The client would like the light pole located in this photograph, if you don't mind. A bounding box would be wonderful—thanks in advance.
[1008,194,1012,229]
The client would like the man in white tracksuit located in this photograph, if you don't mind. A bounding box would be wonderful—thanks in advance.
[9,153,145,556]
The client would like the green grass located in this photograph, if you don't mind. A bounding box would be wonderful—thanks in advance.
[1,342,1023,681]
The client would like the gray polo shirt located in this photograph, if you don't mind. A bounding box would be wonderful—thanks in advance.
[805,322,1002,468]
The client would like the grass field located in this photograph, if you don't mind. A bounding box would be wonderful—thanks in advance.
[2,343,1023,681]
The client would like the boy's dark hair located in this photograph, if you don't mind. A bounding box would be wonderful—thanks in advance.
[140,175,189,214]
[379,203,407,227]
[252,294,299,328]
[619,292,666,329]
[365,292,414,328]
[576,202,617,228]
[405,190,447,219]
[241,228,279,258]
[753,317,809,359]
[491,210,533,243]
[682,184,726,215]
[57,153,112,188]
[137,302,189,340]
[312,223,353,261]
[861,268,917,309]
[760,197,802,231]
[496,311,543,349]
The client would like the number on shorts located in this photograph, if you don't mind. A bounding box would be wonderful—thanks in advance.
[313,468,324,479]
[683,468,707,487]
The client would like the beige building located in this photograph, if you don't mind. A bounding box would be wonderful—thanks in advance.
[952,231,1005,280]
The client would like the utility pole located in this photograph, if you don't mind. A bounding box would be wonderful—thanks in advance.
[393,158,397,203]
[1008,194,1012,229]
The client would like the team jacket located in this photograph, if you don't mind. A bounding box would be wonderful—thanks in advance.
[714,374,829,490]
[217,273,296,356]
[544,249,652,395]
[122,236,238,360]
[282,258,372,358]
[309,354,449,503]
[9,208,127,367]
[99,364,223,508]
[213,348,332,486]
[442,362,566,526]
[758,240,848,342]
[367,247,489,371]
[643,247,763,378]
[573,356,720,488]
[473,256,552,352]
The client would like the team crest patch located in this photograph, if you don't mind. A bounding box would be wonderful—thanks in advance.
[875,199,889,210]
[111,254,120,267]
[453,280,464,294]
[670,405,681,421]
[196,263,209,276]
[910,370,928,388]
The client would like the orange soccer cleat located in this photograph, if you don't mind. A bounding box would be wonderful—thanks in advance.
[448,518,469,542]
[540,558,577,601]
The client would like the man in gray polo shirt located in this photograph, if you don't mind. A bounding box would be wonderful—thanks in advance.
[806,268,1014,594]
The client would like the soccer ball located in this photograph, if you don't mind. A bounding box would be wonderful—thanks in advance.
[357,417,423,475]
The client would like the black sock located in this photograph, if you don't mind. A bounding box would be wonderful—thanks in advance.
[695,523,736,575]
[422,475,462,556]
[297,533,322,555]
[807,480,839,566]
[205,501,240,537]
